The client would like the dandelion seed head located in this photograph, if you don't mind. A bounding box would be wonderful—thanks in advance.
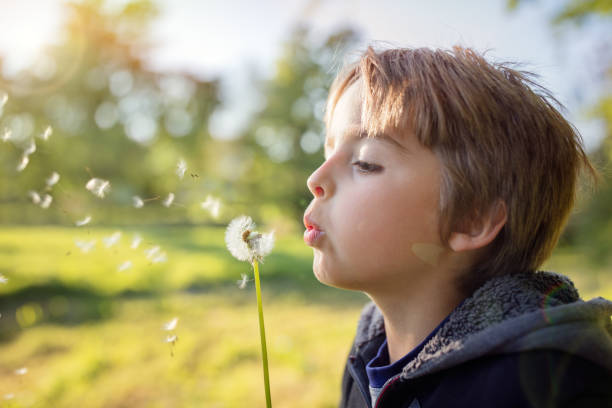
[16,155,29,172]
[41,125,52,141]
[131,234,142,249]
[75,239,96,253]
[75,215,92,227]
[103,231,121,248]
[28,191,41,205]
[162,193,175,208]
[86,178,111,198]
[14,367,27,376]
[163,317,178,331]
[0,274,8,284]
[132,196,144,208]
[117,260,132,272]
[176,158,187,179]
[253,231,275,262]
[46,172,60,187]
[39,194,53,209]
[225,215,256,262]
[225,216,275,263]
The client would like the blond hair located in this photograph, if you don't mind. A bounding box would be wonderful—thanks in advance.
[325,46,601,293]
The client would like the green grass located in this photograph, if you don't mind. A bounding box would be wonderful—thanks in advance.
[0,225,314,297]
[0,291,364,408]
[0,225,610,407]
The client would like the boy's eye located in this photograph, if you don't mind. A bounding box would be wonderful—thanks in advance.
[352,160,382,173]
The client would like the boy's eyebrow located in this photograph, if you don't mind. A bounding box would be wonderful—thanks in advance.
[324,128,411,158]
[374,133,411,154]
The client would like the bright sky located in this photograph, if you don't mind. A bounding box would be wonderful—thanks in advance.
[0,0,607,149]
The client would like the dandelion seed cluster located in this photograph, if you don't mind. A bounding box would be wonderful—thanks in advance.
[5,89,238,386]
[225,215,275,264]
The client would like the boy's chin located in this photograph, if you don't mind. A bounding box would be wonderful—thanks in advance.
[312,262,363,292]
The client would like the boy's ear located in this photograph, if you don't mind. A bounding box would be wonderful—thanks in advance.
[448,200,507,252]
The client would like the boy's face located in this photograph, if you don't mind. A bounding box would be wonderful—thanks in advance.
[304,80,447,294]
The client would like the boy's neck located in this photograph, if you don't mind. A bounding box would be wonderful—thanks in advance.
[370,278,466,364]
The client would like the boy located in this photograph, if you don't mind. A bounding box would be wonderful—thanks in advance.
[303,46,612,408]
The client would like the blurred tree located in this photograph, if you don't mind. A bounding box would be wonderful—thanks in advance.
[236,26,360,223]
[509,0,612,263]
[0,0,219,225]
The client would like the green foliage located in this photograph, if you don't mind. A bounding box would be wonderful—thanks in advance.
[239,26,361,221]
[507,0,612,265]
[552,0,612,24]
[0,0,220,225]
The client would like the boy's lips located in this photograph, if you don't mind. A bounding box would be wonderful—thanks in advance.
[303,213,325,246]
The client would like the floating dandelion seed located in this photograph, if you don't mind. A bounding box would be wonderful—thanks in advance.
[16,155,29,172]
[144,245,160,259]
[165,334,178,356]
[14,368,27,376]
[132,196,144,208]
[3,394,14,400]
[176,158,187,179]
[151,252,167,263]
[131,234,142,249]
[103,231,121,248]
[86,178,111,198]
[0,274,7,284]
[28,191,41,205]
[163,317,178,331]
[201,195,221,219]
[162,193,175,208]
[117,260,132,272]
[40,125,52,141]
[39,194,53,209]
[46,171,60,187]
[1,128,11,142]
[23,139,36,156]
[75,239,96,253]
[237,273,252,289]
[75,215,92,227]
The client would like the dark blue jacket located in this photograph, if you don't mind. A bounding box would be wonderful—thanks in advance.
[340,271,612,408]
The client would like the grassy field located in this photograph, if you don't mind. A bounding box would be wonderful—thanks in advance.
[0,225,610,407]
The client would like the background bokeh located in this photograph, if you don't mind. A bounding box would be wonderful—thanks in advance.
[0,0,610,406]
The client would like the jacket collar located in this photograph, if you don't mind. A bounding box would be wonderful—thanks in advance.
[353,271,612,379]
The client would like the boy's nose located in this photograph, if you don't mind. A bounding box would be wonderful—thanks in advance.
[307,172,326,198]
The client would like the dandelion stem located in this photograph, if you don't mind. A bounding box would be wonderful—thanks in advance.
[253,260,272,408]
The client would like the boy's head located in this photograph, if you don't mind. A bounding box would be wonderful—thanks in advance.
[306,45,599,295]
